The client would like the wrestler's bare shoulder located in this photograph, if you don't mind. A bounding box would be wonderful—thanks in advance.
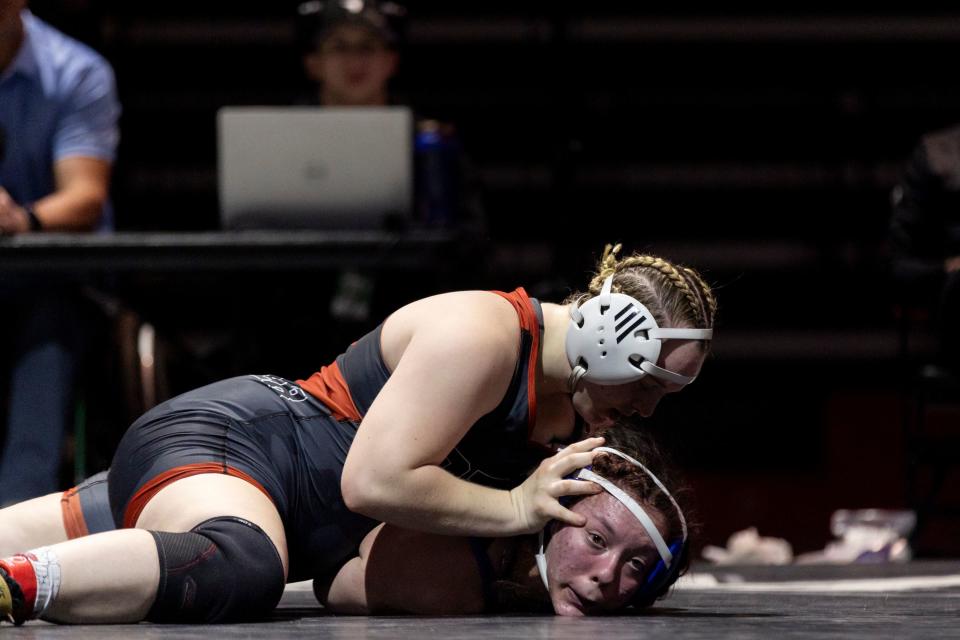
[380,291,522,372]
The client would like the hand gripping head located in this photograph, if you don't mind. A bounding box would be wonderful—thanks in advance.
[535,447,688,607]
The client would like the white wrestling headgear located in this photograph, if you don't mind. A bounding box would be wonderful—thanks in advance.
[566,275,713,388]
[535,446,688,592]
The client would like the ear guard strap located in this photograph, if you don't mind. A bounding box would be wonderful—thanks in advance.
[640,540,684,594]
[598,273,614,308]
[591,447,687,541]
[639,361,697,386]
[536,530,550,590]
[647,328,714,341]
[577,468,672,564]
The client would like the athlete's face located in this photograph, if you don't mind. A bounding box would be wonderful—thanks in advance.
[544,490,666,615]
[572,338,705,433]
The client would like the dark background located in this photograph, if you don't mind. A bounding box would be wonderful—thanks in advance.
[26,0,960,557]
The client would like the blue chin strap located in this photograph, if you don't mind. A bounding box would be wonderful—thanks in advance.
[535,447,688,602]
[639,539,684,594]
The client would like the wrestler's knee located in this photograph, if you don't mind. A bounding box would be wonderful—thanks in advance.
[146,516,285,623]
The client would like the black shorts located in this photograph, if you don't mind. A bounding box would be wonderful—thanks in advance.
[61,470,114,538]
[107,374,377,582]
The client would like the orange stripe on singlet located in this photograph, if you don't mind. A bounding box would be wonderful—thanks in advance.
[296,361,362,422]
[121,463,275,529]
[491,287,540,436]
[296,289,539,432]
[60,486,89,539]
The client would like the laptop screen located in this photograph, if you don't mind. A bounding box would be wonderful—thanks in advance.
[218,106,413,230]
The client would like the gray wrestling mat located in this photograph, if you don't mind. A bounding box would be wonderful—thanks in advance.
[13,561,960,639]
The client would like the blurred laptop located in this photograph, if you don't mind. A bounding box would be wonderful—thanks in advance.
[217,106,413,230]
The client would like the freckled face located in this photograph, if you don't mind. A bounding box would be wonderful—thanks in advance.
[572,338,705,433]
[545,491,666,616]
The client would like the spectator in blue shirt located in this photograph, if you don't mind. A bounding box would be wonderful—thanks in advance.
[0,1,120,503]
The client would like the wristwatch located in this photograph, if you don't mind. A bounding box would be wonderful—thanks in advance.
[24,205,43,232]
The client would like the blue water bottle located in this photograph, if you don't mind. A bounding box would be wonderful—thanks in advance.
[414,119,460,228]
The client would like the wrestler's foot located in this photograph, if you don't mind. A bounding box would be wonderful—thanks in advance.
[0,566,27,625]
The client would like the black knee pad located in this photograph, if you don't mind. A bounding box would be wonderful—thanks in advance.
[147,516,285,623]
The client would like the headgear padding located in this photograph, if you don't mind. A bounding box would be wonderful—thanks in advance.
[566,275,712,387]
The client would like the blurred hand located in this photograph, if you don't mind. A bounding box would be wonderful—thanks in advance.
[508,436,605,534]
[0,188,30,235]
[945,256,960,274]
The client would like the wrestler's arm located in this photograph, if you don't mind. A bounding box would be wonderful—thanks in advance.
[341,293,601,537]
[322,524,485,615]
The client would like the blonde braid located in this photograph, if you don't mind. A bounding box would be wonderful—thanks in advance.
[682,267,717,326]
[615,254,704,323]
[588,243,623,294]
[574,245,715,339]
